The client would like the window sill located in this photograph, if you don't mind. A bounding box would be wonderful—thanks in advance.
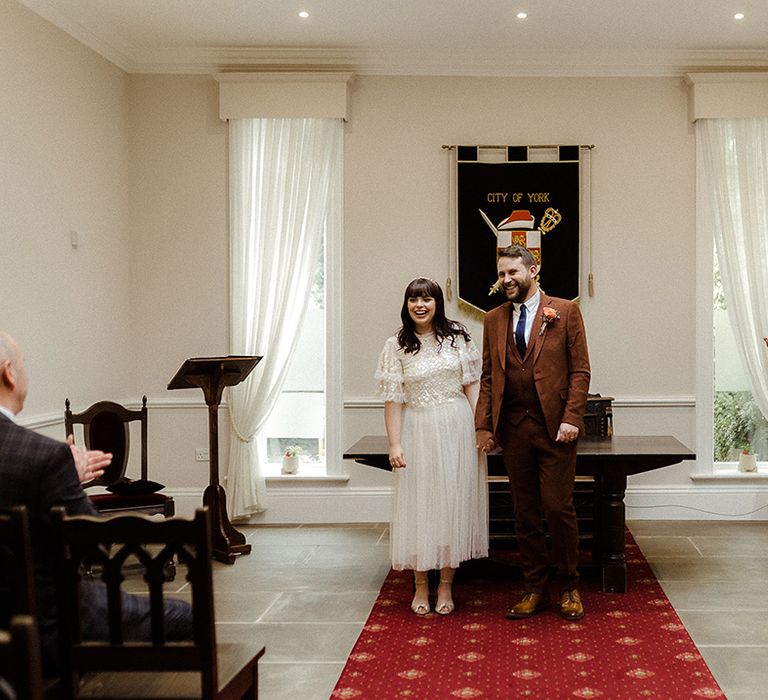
[690,469,768,482]
[262,461,350,484]
[265,473,350,485]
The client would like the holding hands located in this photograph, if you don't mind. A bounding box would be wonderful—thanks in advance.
[477,424,579,449]
[476,429,496,454]
[67,434,112,484]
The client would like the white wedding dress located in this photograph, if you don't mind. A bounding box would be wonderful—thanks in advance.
[375,332,489,570]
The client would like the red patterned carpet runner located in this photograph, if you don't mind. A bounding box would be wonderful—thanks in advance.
[332,536,724,699]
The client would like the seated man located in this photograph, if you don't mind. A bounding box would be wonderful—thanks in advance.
[0,331,193,675]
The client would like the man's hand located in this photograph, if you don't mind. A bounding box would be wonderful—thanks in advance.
[476,429,496,453]
[67,434,112,484]
[556,422,579,443]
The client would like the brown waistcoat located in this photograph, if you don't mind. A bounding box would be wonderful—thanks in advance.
[503,336,545,426]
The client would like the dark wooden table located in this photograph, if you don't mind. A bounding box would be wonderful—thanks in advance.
[344,435,695,592]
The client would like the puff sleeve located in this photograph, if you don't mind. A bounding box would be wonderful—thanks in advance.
[374,336,406,403]
[458,335,482,385]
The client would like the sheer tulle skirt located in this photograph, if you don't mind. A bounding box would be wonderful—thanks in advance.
[390,397,489,571]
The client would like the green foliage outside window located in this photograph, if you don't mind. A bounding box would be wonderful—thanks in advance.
[714,391,768,461]
[711,259,768,463]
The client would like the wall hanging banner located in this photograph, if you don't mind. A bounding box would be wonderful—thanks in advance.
[455,145,583,313]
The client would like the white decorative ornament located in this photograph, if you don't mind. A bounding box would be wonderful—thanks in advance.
[281,453,300,474]
[738,451,757,472]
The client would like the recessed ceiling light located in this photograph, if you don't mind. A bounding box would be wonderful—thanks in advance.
[517,12,528,20]
[734,12,745,20]
[298,10,309,19]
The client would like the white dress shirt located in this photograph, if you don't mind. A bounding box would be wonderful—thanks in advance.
[0,405,16,422]
[512,289,541,346]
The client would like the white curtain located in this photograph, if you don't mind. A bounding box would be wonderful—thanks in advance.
[698,118,768,423]
[227,117,343,520]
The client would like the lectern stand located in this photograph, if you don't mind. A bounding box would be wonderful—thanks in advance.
[168,356,262,564]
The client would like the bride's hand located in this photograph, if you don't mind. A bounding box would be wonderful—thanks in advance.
[389,446,406,469]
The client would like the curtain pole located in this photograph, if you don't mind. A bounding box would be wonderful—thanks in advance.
[442,144,595,151]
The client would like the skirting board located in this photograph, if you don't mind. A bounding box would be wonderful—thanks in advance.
[625,484,768,520]
[168,483,768,523]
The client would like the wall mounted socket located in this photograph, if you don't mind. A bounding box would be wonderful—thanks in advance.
[195,448,209,462]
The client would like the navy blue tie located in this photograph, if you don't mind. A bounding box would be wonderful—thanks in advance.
[515,303,527,357]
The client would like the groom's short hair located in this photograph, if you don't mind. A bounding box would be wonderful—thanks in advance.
[498,245,536,268]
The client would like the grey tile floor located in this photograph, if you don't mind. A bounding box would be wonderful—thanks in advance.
[629,520,768,700]
[213,524,391,700]
[202,521,767,699]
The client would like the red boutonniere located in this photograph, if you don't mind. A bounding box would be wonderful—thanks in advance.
[538,306,560,336]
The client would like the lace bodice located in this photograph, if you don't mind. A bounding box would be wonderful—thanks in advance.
[375,332,481,407]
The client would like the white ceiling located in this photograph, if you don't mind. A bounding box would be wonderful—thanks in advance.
[17,0,768,76]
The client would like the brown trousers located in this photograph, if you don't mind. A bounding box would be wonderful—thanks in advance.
[500,415,579,593]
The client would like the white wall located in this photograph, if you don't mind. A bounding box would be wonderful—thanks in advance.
[7,1,765,520]
[126,74,230,394]
[1,0,132,418]
[342,76,699,499]
[123,73,706,518]
[344,75,695,400]
[124,74,231,494]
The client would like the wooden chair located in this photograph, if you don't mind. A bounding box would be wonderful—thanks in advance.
[0,507,44,700]
[51,507,265,699]
[0,506,36,617]
[64,397,174,517]
[0,616,44,700]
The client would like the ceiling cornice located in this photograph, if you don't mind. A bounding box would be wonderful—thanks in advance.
[120,47,768,78]
[18,0,768,78]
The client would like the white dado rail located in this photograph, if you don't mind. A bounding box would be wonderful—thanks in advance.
[344,396,696,410]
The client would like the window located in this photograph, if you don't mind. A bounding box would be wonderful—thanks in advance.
[227,117,344,517]
[697,116,768,474]
[260,242,328,475]
[713,256,768,464]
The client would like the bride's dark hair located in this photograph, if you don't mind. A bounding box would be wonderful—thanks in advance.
[397,277,470,354]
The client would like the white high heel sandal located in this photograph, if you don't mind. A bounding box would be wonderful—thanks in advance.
[435,578,454,615]
[411,577,431,615]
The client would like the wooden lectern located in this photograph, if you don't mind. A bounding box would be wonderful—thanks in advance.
[168,356,262,564]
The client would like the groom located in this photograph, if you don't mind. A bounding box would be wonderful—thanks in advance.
[475,245,591,620]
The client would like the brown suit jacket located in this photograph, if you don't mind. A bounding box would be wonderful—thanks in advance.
[475,293,591,442]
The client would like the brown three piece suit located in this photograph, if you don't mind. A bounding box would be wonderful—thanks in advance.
[476,293,590,592]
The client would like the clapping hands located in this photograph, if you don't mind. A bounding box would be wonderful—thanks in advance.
[67,434,112,484]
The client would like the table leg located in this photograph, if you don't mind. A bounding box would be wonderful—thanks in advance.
[595,470,627,592]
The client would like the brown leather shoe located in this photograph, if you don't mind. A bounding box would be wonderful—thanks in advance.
[559,589,584,620]
[506,592,549,619]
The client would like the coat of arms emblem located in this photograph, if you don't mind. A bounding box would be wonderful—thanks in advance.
[454,146,582,313]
